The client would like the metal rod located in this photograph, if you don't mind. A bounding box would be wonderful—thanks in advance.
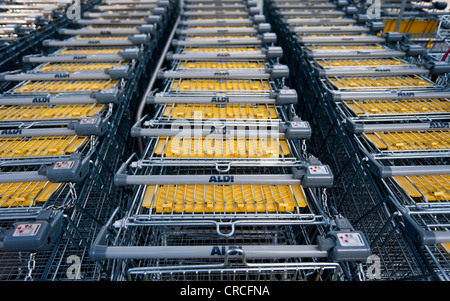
[114,174,301,186]
[394,0,407,32]
[136,15,180,156]
[97,245,329,260]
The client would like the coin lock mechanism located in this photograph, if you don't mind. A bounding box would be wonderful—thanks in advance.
[43,153,90,183]
[292,157,334,187]
[317,217,371,262]
[1,210,64,252]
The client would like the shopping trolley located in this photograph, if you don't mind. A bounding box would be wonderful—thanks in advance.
[147,37,294,106]
[90,205,370,281]
[86,0,371,282]
[22,47,143,63]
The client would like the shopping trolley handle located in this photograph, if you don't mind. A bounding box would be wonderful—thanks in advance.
[362,149,450,178]
[388,196,450,246]
[114,161,333,188]
[344,117,450,135]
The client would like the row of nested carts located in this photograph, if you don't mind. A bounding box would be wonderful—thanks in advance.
[0,0,179,280]
[88,0,372,281]
[264,0,450,280]
[0,0,447,282]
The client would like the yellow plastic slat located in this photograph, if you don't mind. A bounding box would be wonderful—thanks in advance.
[306,45,385,51]
[315,58,405,68]
[144,184,308,212]
[161,104,278,119]
[177,61,265,69]
[394,174,450,202]
[383,19,438,35]
[12,80,118,93]
[344,99,450,115]
[170,79,271,92]
[186,46,260,52]
[153,137,290,158]
[328,76,433,89]
[59,48,123,55]
[0,136,87,158]
[0,182,60,207]
[36,61,126,72]
[364,131,450,151]
[0,104,105,121]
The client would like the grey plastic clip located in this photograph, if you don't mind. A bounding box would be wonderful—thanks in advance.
[270,64,290,78]
[128,34,149,45]
[252,14,266,24]
[107,66,131,79]
[247,0,257,7]
[73,116,108,136]
[336,0,349,7]
[138,24,155,34]
[368,21,385,32]
[356,14,369,24]
[345,6,358,15]
[402,44,425,57]
[326,231,371,262]
[285,118,312,140]
[292,160,334,188]
[318,217,371,262]
[426,61,450,75]
[45,153,90,183]
[2,210,64,252]
[383,32,403,43]
[248,7,259,15]
[120,48,142,60]
[265,46,283,59]
[275,89,298,105]
[146,15,162,25]
[93,87,122,104]
[257,23,271,33]
[262,32,277,44]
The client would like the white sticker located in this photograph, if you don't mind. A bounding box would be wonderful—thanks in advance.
[100,88,116,93]
[308,166,329,174]
[12,223,41,237]
[54,161,75,170]
[279,89,294,94]
[291,121,308,128]
[337,233,365,246]
[80,118,98,124]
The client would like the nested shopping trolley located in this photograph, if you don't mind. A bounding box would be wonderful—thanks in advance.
[308,38,450,280]
[263,0,450,280]
[88,0,371,282]
[337,84,450,280]
[0,0,179,281]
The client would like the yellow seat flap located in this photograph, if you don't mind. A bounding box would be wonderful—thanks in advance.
[0,181,61,207]
[394,174,450,202]
[0,136,88,158]
[162,104,278,119]
[153,137,291,158]
[142,184,308,213]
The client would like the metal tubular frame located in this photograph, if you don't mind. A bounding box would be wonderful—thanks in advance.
[87,0,370,282]
[264,0,450,281]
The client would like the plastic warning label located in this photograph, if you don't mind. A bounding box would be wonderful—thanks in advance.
[308,166,329,174]
[53,161,75,170]
[337,233,365,247]
[12,223,41,237]
[80,118,98,124]
[291,121,308,128]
